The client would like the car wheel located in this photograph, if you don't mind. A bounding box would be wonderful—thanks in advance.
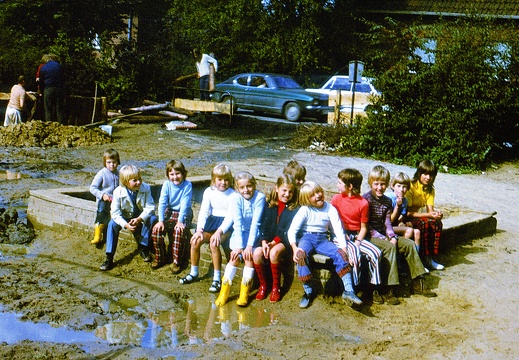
[221,96,236,114]
[283,102,301,122]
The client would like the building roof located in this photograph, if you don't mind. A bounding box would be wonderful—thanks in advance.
[363,0,519,19]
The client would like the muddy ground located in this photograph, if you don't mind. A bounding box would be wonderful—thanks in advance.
[0,115,518,359]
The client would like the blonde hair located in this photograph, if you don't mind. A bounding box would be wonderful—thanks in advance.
[234,171,256,187]
[368,165,390,185]
[118,165,141,187]
[391,172,411,188]
[298,181,324,207]
[211,163,234,188]
[266,174,298,210]
[103,148,120,167]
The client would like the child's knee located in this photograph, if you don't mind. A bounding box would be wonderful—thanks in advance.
[404,228,414,239]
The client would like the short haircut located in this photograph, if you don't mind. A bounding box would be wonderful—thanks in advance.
[266,174,298,210]
[391,172,411,188]
[211,163,234,188]
[337,168,363,195]
[368,165,390,185]
[17,75,25,84]
[283,160,306,182]
[119,165,141,187]
[412,159,438,191]
[234,171,256,187]
[166,160,187,178]
[298,181,324,207]
[103,148,120,166]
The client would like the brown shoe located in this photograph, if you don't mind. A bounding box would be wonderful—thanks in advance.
[170,263,181,274]
[151,261,162,270]
[372,290,384,304]
[382,288,400,305]
[411,277,437,297]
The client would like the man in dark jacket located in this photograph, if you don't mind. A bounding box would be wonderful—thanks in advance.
[39,54,65,124]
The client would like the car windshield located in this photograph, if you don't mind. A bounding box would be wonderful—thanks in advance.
[269,76,301,89]
[328,77,351,90]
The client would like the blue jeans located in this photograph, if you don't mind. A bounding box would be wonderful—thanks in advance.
[95,200,111,225]
[296,232,350,283]
[105,215,158,256]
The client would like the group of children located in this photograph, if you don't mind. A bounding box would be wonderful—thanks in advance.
[90,149,443,309]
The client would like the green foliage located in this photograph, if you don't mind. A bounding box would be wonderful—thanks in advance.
[356,17,519,172]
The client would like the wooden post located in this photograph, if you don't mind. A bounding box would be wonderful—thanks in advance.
[209,63,215,91]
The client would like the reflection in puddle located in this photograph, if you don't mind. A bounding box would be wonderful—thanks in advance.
[95,298,277,348]
[0,296,287,350]
[0,311,99,344]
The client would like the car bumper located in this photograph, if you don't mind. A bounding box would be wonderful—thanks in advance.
[305,105,334,114]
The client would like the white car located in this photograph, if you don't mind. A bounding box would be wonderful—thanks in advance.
[306,75,379,113]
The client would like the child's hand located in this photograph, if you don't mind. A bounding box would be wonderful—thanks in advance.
[175,221,186,233]
[153,221,165,233]
[431,211,443,220]
[191,230,203,245]
[230,248,243,262]
[293,248,306,266]
[261,240,270,258]
[102,193,112,202]
[396,196,403,206]
[243,245,253,261]
[210,230,222,247]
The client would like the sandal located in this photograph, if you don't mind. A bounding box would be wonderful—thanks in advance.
[179,274,199,285]
[208,280,221,293]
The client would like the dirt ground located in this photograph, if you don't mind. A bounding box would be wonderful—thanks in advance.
[0,115,518,359]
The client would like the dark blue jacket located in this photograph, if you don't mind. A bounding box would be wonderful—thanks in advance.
[257,204,299,248]
[40,61,64,88]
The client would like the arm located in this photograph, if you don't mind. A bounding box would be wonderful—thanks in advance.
[328,204,347,250]
[89,170,105,200]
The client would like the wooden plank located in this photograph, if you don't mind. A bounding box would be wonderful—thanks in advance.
[0,93,10,101]
[174,98,231,114]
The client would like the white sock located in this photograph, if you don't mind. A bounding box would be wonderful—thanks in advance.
[242,266,255,284]
[223,265,237,283]
[213,270,221,282]
[190,265,199,277]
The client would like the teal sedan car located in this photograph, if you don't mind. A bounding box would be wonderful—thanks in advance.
[212,73,332,122]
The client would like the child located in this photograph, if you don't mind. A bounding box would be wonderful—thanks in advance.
[331,168,382,291]
[151,160,193,273]
[283,160,306,188]
[406,160,444,271]
[213,171,266,307]
[287,181,362,309]
[100,165,157,271]
[89,148,120,246]
[253,174,299,303]
[388,172,421,253]
[179,163,234,293]
[363,165,436,303]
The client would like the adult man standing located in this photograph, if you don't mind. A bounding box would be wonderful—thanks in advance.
[4,76,26,126]
[39,54,65,123]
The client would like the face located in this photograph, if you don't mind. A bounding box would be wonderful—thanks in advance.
[275,183,294,204]
[392,182,408,197]
[237,178,255,200]
[105,159,118,173]
[167,169,184,185]
[127,176,142,191]
[294,177,305,188]
[419,173,433,186]
[370,179,387,198]
[214,176,230,192]
[336,178,348,194]
[309,190,325,208]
